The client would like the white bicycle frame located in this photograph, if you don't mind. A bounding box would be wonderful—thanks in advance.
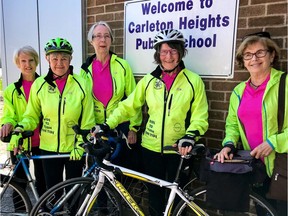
[79,159,208,216]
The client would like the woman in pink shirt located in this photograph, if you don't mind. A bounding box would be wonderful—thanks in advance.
[216,32,287,215]
[0,46,46,197]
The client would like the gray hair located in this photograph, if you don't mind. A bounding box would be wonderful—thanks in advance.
[13,46,39,66]
[236,36,280,69]
[87,21,114,43]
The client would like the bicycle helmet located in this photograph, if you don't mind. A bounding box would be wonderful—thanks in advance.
[153,29,185,49]
[44,37,73,55]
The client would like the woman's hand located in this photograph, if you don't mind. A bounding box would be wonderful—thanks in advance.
[128,130,137,144]
[0,123,14,138]
[214,147,233,163]
[250,141,273,159]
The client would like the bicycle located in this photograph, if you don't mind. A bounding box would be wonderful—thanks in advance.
[0,126,90,215]
[30,133,277,216]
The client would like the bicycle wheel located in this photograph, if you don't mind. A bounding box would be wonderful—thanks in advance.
[30,177,122,216]
[0,179,32,215]
[173,186,278,216]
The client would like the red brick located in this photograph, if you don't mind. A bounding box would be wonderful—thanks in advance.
[106,3,124,13]
[96,0,114,6]
[96,13,114,22]
[239,5,265,17]
[268,3,288,14]
[249,16,285,27]
[251,0,286,4]
[211,101,230,110]
[208,111,225,121]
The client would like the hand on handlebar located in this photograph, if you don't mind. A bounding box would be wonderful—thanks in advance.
[91,123,110,136]
[175,134,195,156]
[9,127,24,155]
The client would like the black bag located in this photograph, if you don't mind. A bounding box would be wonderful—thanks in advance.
[266,153,287,201]
[201,149,267,212]
[266,72,287,201]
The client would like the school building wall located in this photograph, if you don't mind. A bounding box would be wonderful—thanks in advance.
[85,0,288,149]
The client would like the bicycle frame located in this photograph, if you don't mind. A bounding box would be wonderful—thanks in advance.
[80,159,208,216]
[0,154,70,202]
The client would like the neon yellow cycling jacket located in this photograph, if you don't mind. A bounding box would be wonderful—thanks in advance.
[18,67,95,153]
[106,61,209,154]
[1,74,40,151]
[223,68,288,177]
[80,52,142,132]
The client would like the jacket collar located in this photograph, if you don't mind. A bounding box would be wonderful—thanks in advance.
[14,73,40,95]
[81,51,116,73]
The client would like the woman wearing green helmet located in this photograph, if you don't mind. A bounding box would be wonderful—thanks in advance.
[10,37,95,191]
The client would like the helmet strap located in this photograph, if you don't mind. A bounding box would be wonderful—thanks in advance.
[52,70,70,80]
[160,64,179,73]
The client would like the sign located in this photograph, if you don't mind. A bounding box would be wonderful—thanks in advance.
[124,0,239,78]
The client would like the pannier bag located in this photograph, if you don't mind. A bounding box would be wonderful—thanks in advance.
[202,149,267,212]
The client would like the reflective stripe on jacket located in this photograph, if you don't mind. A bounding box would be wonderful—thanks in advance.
[19,67,95,153]
[80,52,142,131]
[107,61,209,153]
[223,68,288,176]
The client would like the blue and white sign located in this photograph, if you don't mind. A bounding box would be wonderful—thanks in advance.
[124,0,239,78]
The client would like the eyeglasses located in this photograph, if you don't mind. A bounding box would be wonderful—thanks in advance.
[92,34,111,40]
[242,49,269,60]
[242,31,271,41]
[159,49,178,56]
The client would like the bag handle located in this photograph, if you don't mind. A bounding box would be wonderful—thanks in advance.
[278,72,287,133]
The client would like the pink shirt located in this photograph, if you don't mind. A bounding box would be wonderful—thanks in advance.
[22,80,40,147]
[238,75,270,150]
[55,77,67,95]
[92,57,113,107]
[162,71,177,91]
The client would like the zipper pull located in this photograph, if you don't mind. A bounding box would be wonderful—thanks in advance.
[274,173,279,181]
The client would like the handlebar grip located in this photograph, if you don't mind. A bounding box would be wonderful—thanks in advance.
[1,134,12,143]
[1,131,34,143]
[163,143,206,157]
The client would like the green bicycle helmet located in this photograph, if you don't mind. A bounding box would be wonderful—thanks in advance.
[44,37,73,55]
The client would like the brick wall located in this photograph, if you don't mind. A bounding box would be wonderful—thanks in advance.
[86,0,288,149]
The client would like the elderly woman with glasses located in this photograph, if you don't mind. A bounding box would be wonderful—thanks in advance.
[215,32,287,215]
[93,29,209,216]
[80,21,142,169]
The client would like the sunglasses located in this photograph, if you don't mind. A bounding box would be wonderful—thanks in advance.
[242,31,271,41]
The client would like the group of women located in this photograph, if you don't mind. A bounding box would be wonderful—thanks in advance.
[0,21,286,216]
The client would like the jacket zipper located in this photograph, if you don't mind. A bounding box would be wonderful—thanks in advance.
[57,95,62,153]
[62,97,66,115]
[168,94,173,116]
[161,88,168,155]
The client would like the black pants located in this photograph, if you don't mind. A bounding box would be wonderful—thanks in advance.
[141,147,188,216]
[111,122,142,172]
[10,146,46,196]
[40,150,84,190]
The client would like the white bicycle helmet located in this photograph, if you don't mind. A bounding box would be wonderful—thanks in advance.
[153,29,185,49]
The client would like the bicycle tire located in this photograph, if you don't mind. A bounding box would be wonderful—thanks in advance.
[0,180,32,215]
[30,177,122,216]
[173,186,278,216]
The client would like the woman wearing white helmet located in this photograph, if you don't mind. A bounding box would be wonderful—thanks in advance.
[94,29,209,215]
